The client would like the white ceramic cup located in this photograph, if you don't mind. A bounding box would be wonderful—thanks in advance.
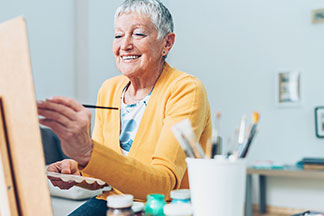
[186,158,247,216]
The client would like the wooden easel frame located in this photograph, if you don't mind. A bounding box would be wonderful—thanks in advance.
[0,98,19,216]
[0,17,52,215]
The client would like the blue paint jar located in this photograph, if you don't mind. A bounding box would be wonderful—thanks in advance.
[170,189,191,204]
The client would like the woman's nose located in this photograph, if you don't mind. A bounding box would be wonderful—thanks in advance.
[121,36,133,50]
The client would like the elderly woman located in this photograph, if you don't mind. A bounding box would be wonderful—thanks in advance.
[37,0,211,215]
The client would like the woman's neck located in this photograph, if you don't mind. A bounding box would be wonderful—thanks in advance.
[124,62,164,104]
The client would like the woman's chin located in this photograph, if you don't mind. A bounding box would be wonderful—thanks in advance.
[118,64,140,75]
[120,69,139,77]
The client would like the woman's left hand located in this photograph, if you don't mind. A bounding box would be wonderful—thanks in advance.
[37,96,93,167]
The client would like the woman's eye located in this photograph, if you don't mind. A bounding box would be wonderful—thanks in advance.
[114,35,122,39]
[134,33,146,37]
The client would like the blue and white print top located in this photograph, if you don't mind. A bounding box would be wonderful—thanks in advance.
[120,84,152,156]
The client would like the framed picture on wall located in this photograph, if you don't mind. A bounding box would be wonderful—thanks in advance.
[312,8,324,24]
[315,107,324,138]
[275,70,302,107]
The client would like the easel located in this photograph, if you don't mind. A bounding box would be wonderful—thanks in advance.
[0,98,19,215]
[0,17,52,215]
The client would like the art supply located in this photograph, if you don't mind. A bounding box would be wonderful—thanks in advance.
[192,141,205,159]
[239,112,260,158]
[292,211,324,216]
[205,139,212,159]
[132,202,144,216]
[238,115,247,145]
[171,119,205,158]
[170,189,191,204]
[106,194,134,216]
[82,104,118,110]
[214,111,221,138]
[186,158,246,216]
[144,194,166,216]
[47,171,109,187]
[172,126,195,158]
[227,128,240,156]
[211,135,222,157]
[211,112,222,157]
[163,203,193,216]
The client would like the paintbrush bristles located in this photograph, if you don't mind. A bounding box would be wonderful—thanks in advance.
[180,132,196,158]
[253,112,260,124]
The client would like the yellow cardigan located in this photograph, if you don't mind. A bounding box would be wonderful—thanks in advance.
[81,63,212,201]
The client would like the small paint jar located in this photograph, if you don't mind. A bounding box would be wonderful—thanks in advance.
[107,194,134,216]
[170,189,191,204]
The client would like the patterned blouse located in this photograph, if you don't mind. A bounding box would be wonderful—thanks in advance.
[120,84,152,156]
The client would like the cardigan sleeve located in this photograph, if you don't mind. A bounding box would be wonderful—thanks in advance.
[81,76,211,200]
[91,86,104,144]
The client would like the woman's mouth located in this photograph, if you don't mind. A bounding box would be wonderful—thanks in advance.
[121,55,142,61]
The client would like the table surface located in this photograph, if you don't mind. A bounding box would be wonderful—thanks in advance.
[247,166,324,179]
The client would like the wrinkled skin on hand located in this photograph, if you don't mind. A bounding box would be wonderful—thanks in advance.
[37,96,93,167]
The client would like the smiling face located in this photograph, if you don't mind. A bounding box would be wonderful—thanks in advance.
[113,12,165,79]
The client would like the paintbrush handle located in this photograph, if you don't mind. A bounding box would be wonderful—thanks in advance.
[196,142,206,158]
[82,104,118,110]
[240,126,257,158]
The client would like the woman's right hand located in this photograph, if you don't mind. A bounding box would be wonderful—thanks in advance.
[47,159,80,190]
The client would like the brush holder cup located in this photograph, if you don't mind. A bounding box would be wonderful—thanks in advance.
[186,158,247,216]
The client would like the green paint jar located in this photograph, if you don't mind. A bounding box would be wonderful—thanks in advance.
[144,194,166,216]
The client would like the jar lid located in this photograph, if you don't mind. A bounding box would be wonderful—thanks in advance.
[107,194,133,208]
[163,203,193,215]
[132,202,144,212]
[170,189,190,200]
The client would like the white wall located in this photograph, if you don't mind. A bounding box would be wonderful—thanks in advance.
[87,0,122,104]
[167,0,324,163]
[0,0,75,99]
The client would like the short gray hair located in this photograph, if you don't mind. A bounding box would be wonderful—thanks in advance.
[115,0,174,40]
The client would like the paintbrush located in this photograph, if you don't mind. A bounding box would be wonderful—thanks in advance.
[238,115,247,145]
[171,122,196,158]
[171,119,205,158]
[82,104,118,110]
[212,112,222,157]
[180,131,196,158]
[205,138,212,159]
[239,112,260,158]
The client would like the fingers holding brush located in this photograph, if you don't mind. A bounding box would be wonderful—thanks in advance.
[37,97,91,128]
[37,96,90,121]
[37,97,93,167]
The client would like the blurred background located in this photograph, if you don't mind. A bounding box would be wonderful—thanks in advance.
[1,0,324,212]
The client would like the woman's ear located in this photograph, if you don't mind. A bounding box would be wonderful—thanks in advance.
[163,32,175,53]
